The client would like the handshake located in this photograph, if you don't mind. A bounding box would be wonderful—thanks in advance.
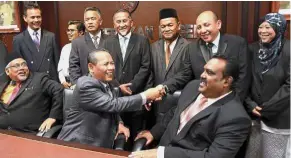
[142,85,167,103]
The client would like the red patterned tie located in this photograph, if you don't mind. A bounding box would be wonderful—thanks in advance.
[7,84,21,105]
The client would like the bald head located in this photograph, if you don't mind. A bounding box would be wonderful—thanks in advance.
[196,10,221,43]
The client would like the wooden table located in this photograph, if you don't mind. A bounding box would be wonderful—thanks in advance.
[0,129,129,158]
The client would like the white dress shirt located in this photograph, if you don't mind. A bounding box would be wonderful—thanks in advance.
[27,27,41,42]
[207,32,220,54]
[89,31,102,46]
[118,32,132,60]
[157,91,232,158]
[58,43,71,83]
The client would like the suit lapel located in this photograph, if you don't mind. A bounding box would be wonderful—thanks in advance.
[156,40,167,79]
[114,35,123,66]
[9,73,33,105]
[84,33,96,51]
[217,35,228,55]
[36,30,49,71]
[123,34,136,68]
[174,92,235,142]
[165,37,183,75]
[199,39,210,62]
[99,32,106,47]
[23,30,37,61]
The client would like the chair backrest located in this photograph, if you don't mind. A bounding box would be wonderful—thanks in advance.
[63,89,74,122]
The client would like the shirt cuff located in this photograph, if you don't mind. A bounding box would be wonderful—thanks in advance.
[157,146,165,158]
[140,93,147,105]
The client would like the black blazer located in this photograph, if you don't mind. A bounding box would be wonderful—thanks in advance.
[0,72,63,132]
[165,34,251,101]
[104,33,151,94]
[12,29,60,81]
[69,32,108,84]
[57,76,144,148]
[0,40,8,83]
[150,80,251,158]
[245,39,290,129]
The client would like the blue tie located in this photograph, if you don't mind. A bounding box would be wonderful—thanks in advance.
[32,31,40,51]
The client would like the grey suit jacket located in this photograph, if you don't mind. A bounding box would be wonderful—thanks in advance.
[69,32,108,84]
[57,76,144,148]
[150,80,251,158]
[12,29,60,81]
[104,33,151,94]
[147,36,192,113]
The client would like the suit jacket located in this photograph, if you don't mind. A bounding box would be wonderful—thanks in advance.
[164,34,251,101]
[245,39,290,129]
[104,33,151,94]
[150,80,251,158]
[12,29,60,81]
[0,72,63,132]
[0,40,8,83]
[69,32,108,84]
[147,36,191,113]
[57,76,144,148]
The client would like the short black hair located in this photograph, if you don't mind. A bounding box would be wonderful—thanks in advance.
[113,9,132,20]
[68,20,85,33]
[212,54,239,90]
[88,48,110,65]
[84,7,102,17]
[23,2,41,16]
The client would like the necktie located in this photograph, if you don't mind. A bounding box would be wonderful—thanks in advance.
[165,42,171,68]
[206,42,214,59]
[177,96,208,134]
[93,36,99,49]
[105,84,113,97]
[7,84,21,105]
[121,37,128,60]
[32,31,40,51]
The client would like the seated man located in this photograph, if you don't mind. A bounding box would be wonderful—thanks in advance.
[130,54,251,158]
[57,49,162,149]
[0,55,63,133]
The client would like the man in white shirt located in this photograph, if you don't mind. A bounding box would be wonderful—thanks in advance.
[129,54,251,158]
[58,20,85,88]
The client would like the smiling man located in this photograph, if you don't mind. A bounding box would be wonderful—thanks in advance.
[0,54,63,133]
[69,7,108,85]
[12,2,60,82]
[58,20,85,88]
[103,9,151,149]
[130,54,251,158]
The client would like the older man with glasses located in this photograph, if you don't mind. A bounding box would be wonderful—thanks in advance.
[0,54,63,133]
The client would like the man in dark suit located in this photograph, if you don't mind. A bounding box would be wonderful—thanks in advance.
[147,8,191,124]
[162,11,250,101]
[58,49,162,148]
[12,3,60,82]
[0,40,8,83]
[103,9,151,147]
[0,56,63,133]
[69,7,108,84]
[130,54,251,158]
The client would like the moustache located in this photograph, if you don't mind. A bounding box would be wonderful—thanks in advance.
[200,77,207,84]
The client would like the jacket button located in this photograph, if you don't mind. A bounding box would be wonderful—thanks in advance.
[47,59,50,62]
[122,72,125,74]
[8,126,12,130]
[31,61,33,64]
[47,71,49,73]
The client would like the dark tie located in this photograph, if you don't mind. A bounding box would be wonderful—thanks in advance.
[32,31,40,51]
[93,36,99,49]
[206,42,214,59]
[165,42,171,68]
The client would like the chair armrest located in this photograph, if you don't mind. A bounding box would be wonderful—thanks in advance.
[36,125,62,138]
[113,133,126,150]
[132,138,147,152]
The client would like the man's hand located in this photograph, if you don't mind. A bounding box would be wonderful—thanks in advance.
[62,81,71,89]
[143,87,164,102]
[135,130,154,146]
[252,106,262,117]
[39,118,56,132]
[128,149,157,158]
[120,83,133,95]
[115,122,130,142]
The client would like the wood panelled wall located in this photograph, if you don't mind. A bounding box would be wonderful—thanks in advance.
[1,1,289,53]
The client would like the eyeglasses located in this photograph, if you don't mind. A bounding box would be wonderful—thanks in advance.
[66,29,77,33]
[7,62,28,69]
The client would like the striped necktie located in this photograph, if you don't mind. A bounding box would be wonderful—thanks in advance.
[32,31,40,51]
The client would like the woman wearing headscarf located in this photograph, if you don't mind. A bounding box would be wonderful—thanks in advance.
[245,13,290,158]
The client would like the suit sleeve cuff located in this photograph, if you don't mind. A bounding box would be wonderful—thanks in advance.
[140,93,147,105]
[157,146,165,158]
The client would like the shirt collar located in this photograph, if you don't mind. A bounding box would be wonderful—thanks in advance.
[210,32,220,47]
[27,27,41,37]
[164,36,178,47]
[118,31,132,40]
[206,90,232,105]
[89,30,101,39]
